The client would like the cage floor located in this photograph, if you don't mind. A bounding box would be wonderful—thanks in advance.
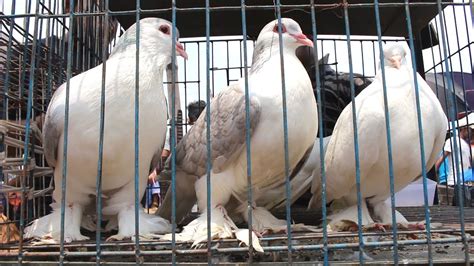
[0,206,473,264]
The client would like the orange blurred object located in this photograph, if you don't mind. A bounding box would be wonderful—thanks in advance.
[7,192,22,207]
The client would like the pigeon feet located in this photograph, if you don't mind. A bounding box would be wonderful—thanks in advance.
[114,206,171,239]
[65,233,90,242]
[81,214,97,232]
[106,234,125,241]
[24,204,89,244]
[161,206,264,252]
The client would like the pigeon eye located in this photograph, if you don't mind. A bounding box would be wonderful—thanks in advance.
[159,25,170,35]
[272,24,287,34]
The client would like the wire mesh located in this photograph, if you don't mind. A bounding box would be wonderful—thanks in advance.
[0,0,473,264]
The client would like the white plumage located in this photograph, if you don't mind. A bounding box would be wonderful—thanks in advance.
[159,18,317,249]
[309,42,447,227]
[258,136,331,211]
[25,18,187,242]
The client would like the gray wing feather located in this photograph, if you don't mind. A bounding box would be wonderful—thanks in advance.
[43,85,66,167]
[175,83,261,177]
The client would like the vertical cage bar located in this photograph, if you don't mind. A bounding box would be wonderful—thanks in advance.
[2,0,17,120]
[204,0,213,264]
[59,0,76,264]
[239,0,254,259]
[310,1,328,264]
[46,0,55,109]
[133,0,141,263]
[405,0,433,265]
[436,1,470,264]
[273,0,293,262]
[18,0,33,108]
[95,0,110,263]
[441,5,468,194]
[342,1,365,264]
[171,0,178,264]
[18,0,40,263]
[373,1,399,264]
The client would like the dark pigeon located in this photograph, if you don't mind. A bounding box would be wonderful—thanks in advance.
[296,46,372,137]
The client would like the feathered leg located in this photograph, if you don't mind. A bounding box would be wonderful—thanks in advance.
[24,202,89,244]
[327,200,374,231]
[103,180,171,241]
[162,173,263,252]
[371,200,408,224]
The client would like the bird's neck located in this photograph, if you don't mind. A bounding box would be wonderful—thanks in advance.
[250,45,295,75]
[110,46,170,72]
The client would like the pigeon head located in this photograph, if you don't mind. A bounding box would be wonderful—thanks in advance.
[250,18,313,73]
[383,42,410,70]
[110,17,188,61]
[256,18,313,51]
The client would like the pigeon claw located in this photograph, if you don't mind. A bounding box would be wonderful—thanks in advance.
[106,234,126,242]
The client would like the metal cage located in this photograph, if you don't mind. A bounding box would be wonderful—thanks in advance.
[0,0,473,264]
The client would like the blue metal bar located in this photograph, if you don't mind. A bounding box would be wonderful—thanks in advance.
[450,4,472,197]
[2,0,16,120]
[183,43,189,134]
[309,1,328,265]
[424,42,473,73]
[17,0,33,111]
[239,0,254,259]
[426,23,452,204]
[17,0,40,263]
[59,0,76,264]
[204,0,213,264]
[133,0,141,263]
[460,2,474,83]
[373,1,399,264]
[95,0,109,264]
[273,1,293,262]
[0,1,470,20]
[440,7,468,190]
[450,3,472,101]
[426,25,442,101]
[404,1,433,265]
[45,0,55,109]
[341,1,365,264]
[3,235,467,258]
[436,1,470,264]
[171,0,178,264]
[30,0,46,222]
[211,42,215,97]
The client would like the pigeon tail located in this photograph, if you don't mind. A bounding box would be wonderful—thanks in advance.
[24,203,88,243]
[161,206,264,252]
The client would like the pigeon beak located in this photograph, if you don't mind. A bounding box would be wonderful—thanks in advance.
[176,42,188,60]
[291,33,314,48]
[390,55,402,69]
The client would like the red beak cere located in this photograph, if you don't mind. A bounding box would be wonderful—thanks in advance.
[176,42,188,60]
[291,33,314,48]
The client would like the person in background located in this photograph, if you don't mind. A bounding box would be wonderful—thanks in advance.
[436,113,474,187]
[146,100,207,209]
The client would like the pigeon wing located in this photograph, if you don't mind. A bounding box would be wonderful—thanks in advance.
[175,83,261,177]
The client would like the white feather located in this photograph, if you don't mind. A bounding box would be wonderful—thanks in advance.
[317,42,447,228]
[24,18,183,242]
[162,18,318,250]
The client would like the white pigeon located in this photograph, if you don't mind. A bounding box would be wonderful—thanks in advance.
[159,18,317,250]
[24,17,188,242]
[309,42,447,228]
[259,136,331,211]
